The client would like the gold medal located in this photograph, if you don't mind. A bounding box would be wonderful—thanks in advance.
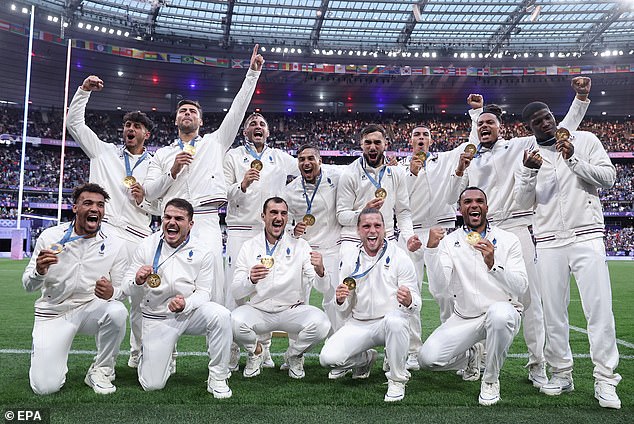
[183,144,197,155]
[415,151,427,162]
[147,273,161,288]
[260,255,274,268]
[342,277,356,290]
[375,188,387,199]
[302,214,316,226]
[466,231,482,246]
[464,144,477,155]
[123,176,137,188]
[49,243,64,254]
[250,159,263,171]
[555,128,570,142]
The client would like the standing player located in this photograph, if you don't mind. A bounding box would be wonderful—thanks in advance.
[336,124,421,254]
[231,197,331,379]
[22,183,128,395]
[144,44,264,305]
[398,125,466,369]
[285,144,342,331]
[515,101,621,409]
[223,112,297,368]
[125,198,233,398]
[420,187,528,406]
[450,77,591,386]
[320,208,420,402]
[66,75,160,369]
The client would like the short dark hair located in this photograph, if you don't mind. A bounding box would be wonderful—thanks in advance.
[359,124,388,141]
[263,196,288,214]
[459,186,488,204]
[243,112,268,131]
[480,104,503,123]
[297,144,321,158]
[176,99,203,115]
[357,207,384,226]
[521,101,550,123]
[123,111,154,132]
[164,198,194,220]
[72,183,110,204]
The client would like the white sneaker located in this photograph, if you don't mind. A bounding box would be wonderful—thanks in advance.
[478,380,500,406]
[352,349,378,379]
[127,352,139,369]
[406,353,420,371]
[528,363,548,388]
[285,352,305,379]
[463,342,484,382]
[384,380,406,402]
[243,352,264,378]
[229,343,240,372]
[169,357,176,376]
[262,346,275,369]
[540,374,574,396]
[328,368,351,380]
[207,378,232,399]
[85,366,116,395]
[594,381,621,409]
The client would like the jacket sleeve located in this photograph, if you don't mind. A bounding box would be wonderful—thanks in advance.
[108,245,131,301]
[214,69,261,152]
[397,253,421,314]
[559,97,590,132]
[22,233,48,292]
[488,235,528,299]
[301,243,330,294]
[182,250,214,314]
[423,242,453,303]
[513,165,538,211]
[335,169,360,227]
[393,169,415,241]
[468,107,482,145]
[66,88,106,159]
[121,243,150,298]
[232,243,257,302]
[566,133,616,188]
[143,149,174,202]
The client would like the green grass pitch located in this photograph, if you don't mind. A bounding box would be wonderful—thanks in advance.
[0,259,632,423]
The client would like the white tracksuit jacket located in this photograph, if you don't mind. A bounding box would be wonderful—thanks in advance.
[123,232,216,317]
[514,131,615,246]
[336,158,414,243]
[143,69,260,208]
[66,88,159,238]
[337,240,421,320]
[232,234,330,312]
[23,223,128,317]
[424,226,528,318]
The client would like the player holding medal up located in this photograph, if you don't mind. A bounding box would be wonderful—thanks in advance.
[420,187,528,406]
[320,208,419,403]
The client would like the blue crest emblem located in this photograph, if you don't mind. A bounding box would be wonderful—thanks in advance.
[100,243,105,252]
[286,247,291,256]
[384,255,391,268]
[387,167,392,176]
[189,250,194,257]
[269,155,273,162]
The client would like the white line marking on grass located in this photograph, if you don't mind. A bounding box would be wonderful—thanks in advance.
[569,325,634,349]
[1,349,633,360]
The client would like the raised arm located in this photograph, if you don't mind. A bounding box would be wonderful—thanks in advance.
[66,76,107,159]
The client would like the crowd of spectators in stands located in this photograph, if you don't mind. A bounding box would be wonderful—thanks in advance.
[605,227,634,256]
[2,107,632,153]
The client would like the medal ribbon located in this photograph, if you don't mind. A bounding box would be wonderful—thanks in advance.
[177,136,199,151]
[152,235,191,274]
[348,240,388,280]
[361,158,386,190]
[244,143,266,161]
[264,235,282,257]
[56,220,96,247]
[301,172,323,215]
[124,150,148,177]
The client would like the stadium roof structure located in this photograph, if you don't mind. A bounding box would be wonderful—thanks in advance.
[20,0,634,56]
[1,1,633,115]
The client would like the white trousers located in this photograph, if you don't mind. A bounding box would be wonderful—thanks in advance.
[418,302,521,383]
[231,304,330,357]
[102,222,146,359]
[501,224,545,367]
[318,244,343,333]
[535,238,621,385]
[320,311,411,383]
[225,227,261,310]
[191,211,225,305]
[138,302,232,390]
[30,299,128,395]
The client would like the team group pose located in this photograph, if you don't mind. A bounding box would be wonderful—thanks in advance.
[22,45,621,409]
